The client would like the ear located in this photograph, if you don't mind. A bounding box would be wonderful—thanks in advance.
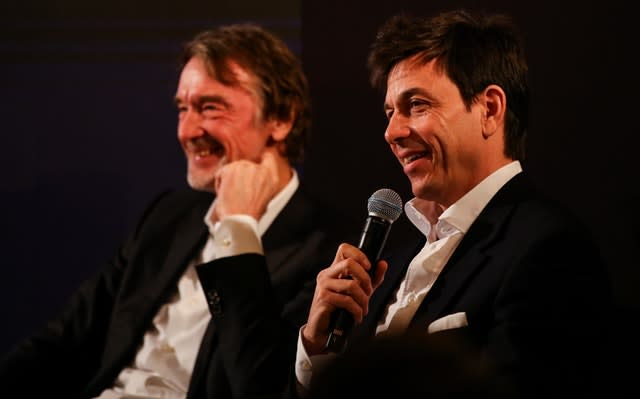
[481,84,506,139]
[268,115,294,142]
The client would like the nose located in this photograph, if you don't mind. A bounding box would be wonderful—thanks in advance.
[177,109,204,141]
[384,112,411,145]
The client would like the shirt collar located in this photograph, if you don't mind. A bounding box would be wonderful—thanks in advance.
[405,161,522,241]
[203,168,299,237]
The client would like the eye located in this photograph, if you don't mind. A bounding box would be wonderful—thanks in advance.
[409,98,428,113]
[384,106,394,120]
[176,105,187,119]
[201,103,223,118]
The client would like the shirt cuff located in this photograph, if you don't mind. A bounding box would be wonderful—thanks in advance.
[212,215,263,258]
[295,325,336,389]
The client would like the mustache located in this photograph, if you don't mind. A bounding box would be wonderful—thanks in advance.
[186,135,225,157]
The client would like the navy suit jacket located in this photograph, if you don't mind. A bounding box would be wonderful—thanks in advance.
[0,185,352,399]
[316,173,611,398]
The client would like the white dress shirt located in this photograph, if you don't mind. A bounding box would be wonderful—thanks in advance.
[295,161,522,388]
[96,171,299,399]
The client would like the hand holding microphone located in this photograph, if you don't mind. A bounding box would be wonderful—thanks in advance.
[324,188,403,353]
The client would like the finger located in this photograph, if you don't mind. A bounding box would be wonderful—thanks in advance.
[371,259,388,290]
[327,291,367,322]
[324,257,374,295]
[333,243,371,271]
[318,265,372,314]
[343,261,374,295]
[318,283,368,322]
[214,164,226,194]
[325,273,370,304]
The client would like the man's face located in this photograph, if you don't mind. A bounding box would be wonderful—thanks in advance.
[383,57,487,207]
[175,56,275,192]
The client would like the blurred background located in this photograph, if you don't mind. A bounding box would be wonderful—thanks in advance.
[2,0,638,392]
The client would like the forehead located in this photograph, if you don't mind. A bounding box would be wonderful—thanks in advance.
[386,57,443,94]
[177,56,258,99]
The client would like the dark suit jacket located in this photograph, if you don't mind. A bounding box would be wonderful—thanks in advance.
[308,173,611,398]
[0,185,352,399]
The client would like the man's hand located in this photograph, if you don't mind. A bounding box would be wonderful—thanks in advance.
[301,243,388,355]
[212,149,283,221]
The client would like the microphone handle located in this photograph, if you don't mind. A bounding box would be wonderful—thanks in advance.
[358,215,392,263]
[325,215,391,353]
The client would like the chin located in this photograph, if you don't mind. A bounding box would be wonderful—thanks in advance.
[187,173,215,192]
[412,180,438,202]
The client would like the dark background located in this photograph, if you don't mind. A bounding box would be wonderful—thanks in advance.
[2,0,638,390]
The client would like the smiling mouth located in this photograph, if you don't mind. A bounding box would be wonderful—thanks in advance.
[188,136,225,159]
[401,151,429,165]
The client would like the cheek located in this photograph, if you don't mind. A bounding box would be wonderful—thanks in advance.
[234,132,270,159]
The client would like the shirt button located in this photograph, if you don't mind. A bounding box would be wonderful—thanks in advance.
[406,293,417,304]
[160,343,174,353]
[222,238,231,246]
[299,360,311,370]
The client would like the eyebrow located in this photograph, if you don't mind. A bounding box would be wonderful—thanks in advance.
[401,87,431,102]
[174,94,230,109]
[384,87,431,113]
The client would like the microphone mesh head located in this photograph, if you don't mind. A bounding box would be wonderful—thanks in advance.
[367,188,403,223]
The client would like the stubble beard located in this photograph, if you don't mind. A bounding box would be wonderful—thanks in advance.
[185,157,224,193]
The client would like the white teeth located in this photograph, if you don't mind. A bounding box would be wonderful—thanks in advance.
[403,153,423,164]
[196,150,211,157]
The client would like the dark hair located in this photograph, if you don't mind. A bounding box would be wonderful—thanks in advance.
[368,10,529,160]
[181,23,310,165]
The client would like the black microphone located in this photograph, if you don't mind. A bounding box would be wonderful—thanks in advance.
[325,188,403,353]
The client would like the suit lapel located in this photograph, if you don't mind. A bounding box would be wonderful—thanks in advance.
[407,219,493,328]
[144,199,210,314]
[409,174,529,329]
[262,187,314,262]
[261,186,316,273]
[92,191,212,393]
[126,194,211,345]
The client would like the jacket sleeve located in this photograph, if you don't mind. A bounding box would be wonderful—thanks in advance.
[195,232,336,399]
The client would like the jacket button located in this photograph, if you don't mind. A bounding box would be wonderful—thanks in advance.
[206,290,222,316]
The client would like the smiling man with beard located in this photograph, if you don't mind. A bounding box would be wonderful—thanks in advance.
[0,24,352,399]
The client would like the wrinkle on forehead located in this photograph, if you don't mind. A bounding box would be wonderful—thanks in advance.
[179,56,264,123]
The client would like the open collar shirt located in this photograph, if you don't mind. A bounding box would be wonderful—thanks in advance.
[295,161,523,389]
